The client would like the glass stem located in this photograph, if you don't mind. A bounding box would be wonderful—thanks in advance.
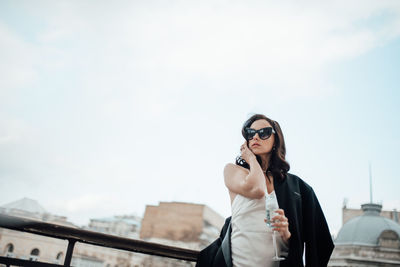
[273,230,279,257]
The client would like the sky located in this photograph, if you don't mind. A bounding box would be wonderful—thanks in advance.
[0,0,399,237]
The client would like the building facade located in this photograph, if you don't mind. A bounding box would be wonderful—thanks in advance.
[140,201,224,249]
[138,201,225,267]
[329,203,400,266]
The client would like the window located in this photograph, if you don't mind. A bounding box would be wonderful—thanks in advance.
[4,243,14,257]
[379,230,400,249]
[55,252,63,264]
[30,248,40,261]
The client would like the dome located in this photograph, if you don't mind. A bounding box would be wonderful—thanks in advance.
[335,203,400,246]
[1,197,47,214]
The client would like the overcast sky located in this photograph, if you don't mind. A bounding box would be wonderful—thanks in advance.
[1,0,400,236]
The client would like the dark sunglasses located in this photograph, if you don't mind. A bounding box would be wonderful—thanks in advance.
[244,127,276,140]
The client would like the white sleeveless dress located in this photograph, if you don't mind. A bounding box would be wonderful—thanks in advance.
[231,190,289,267]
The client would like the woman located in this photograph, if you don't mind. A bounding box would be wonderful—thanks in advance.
[196,114,334,267]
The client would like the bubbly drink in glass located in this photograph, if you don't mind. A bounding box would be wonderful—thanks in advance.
[265,192,285,261]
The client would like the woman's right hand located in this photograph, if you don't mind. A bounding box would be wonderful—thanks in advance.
[240,141,256,163]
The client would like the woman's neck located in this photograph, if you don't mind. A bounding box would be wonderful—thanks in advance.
[259,153,271,171]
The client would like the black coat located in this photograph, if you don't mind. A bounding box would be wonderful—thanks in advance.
[196,173,334,267]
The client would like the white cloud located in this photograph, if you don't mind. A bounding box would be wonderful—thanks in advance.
[29,1,400,100]
[1,0,398,109]
[1,0,400,226]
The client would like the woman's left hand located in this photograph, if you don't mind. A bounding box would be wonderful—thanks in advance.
[264,209,291,244]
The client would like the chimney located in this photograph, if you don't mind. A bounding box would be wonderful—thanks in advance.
[393,209,399,223]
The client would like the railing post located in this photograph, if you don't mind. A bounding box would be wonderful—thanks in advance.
[64,239,76,267]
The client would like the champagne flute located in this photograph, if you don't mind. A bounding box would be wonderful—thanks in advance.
[265,193,285,261]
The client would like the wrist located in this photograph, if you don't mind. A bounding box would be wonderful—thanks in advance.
[247,156,257,165]
[282,231,291,245]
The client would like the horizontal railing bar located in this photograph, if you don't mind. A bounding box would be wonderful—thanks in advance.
[0,256,64,267]
[0,214,199,262]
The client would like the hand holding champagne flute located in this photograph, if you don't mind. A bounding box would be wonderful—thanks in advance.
[265,192,285,261]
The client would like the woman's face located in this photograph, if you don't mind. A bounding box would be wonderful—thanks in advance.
[247,119,275,155]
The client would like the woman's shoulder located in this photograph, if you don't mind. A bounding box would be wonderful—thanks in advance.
[224,162,250,174]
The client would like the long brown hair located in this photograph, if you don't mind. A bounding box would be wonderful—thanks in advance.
[235,114,290,180]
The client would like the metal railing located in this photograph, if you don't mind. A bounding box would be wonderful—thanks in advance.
[0,214,200,267]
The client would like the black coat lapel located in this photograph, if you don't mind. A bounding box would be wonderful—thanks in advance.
[273,174,287,211]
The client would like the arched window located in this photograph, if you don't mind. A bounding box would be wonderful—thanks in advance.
[29,248,40,261]
[55,252,63,263]
[379,230,400,249]
[4,243,14,257]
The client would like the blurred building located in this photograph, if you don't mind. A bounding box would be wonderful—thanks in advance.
[329,202,400,266]
[140,201,224,249]
[139,201,224,267]
[0,198,224,267]
[0,198,143,266]
[0,198,76,265]
[342,203,399,225]
[0,197,75,227]
[85,214,141,239]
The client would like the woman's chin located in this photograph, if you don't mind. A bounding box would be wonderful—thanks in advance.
[252,150,271,156]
